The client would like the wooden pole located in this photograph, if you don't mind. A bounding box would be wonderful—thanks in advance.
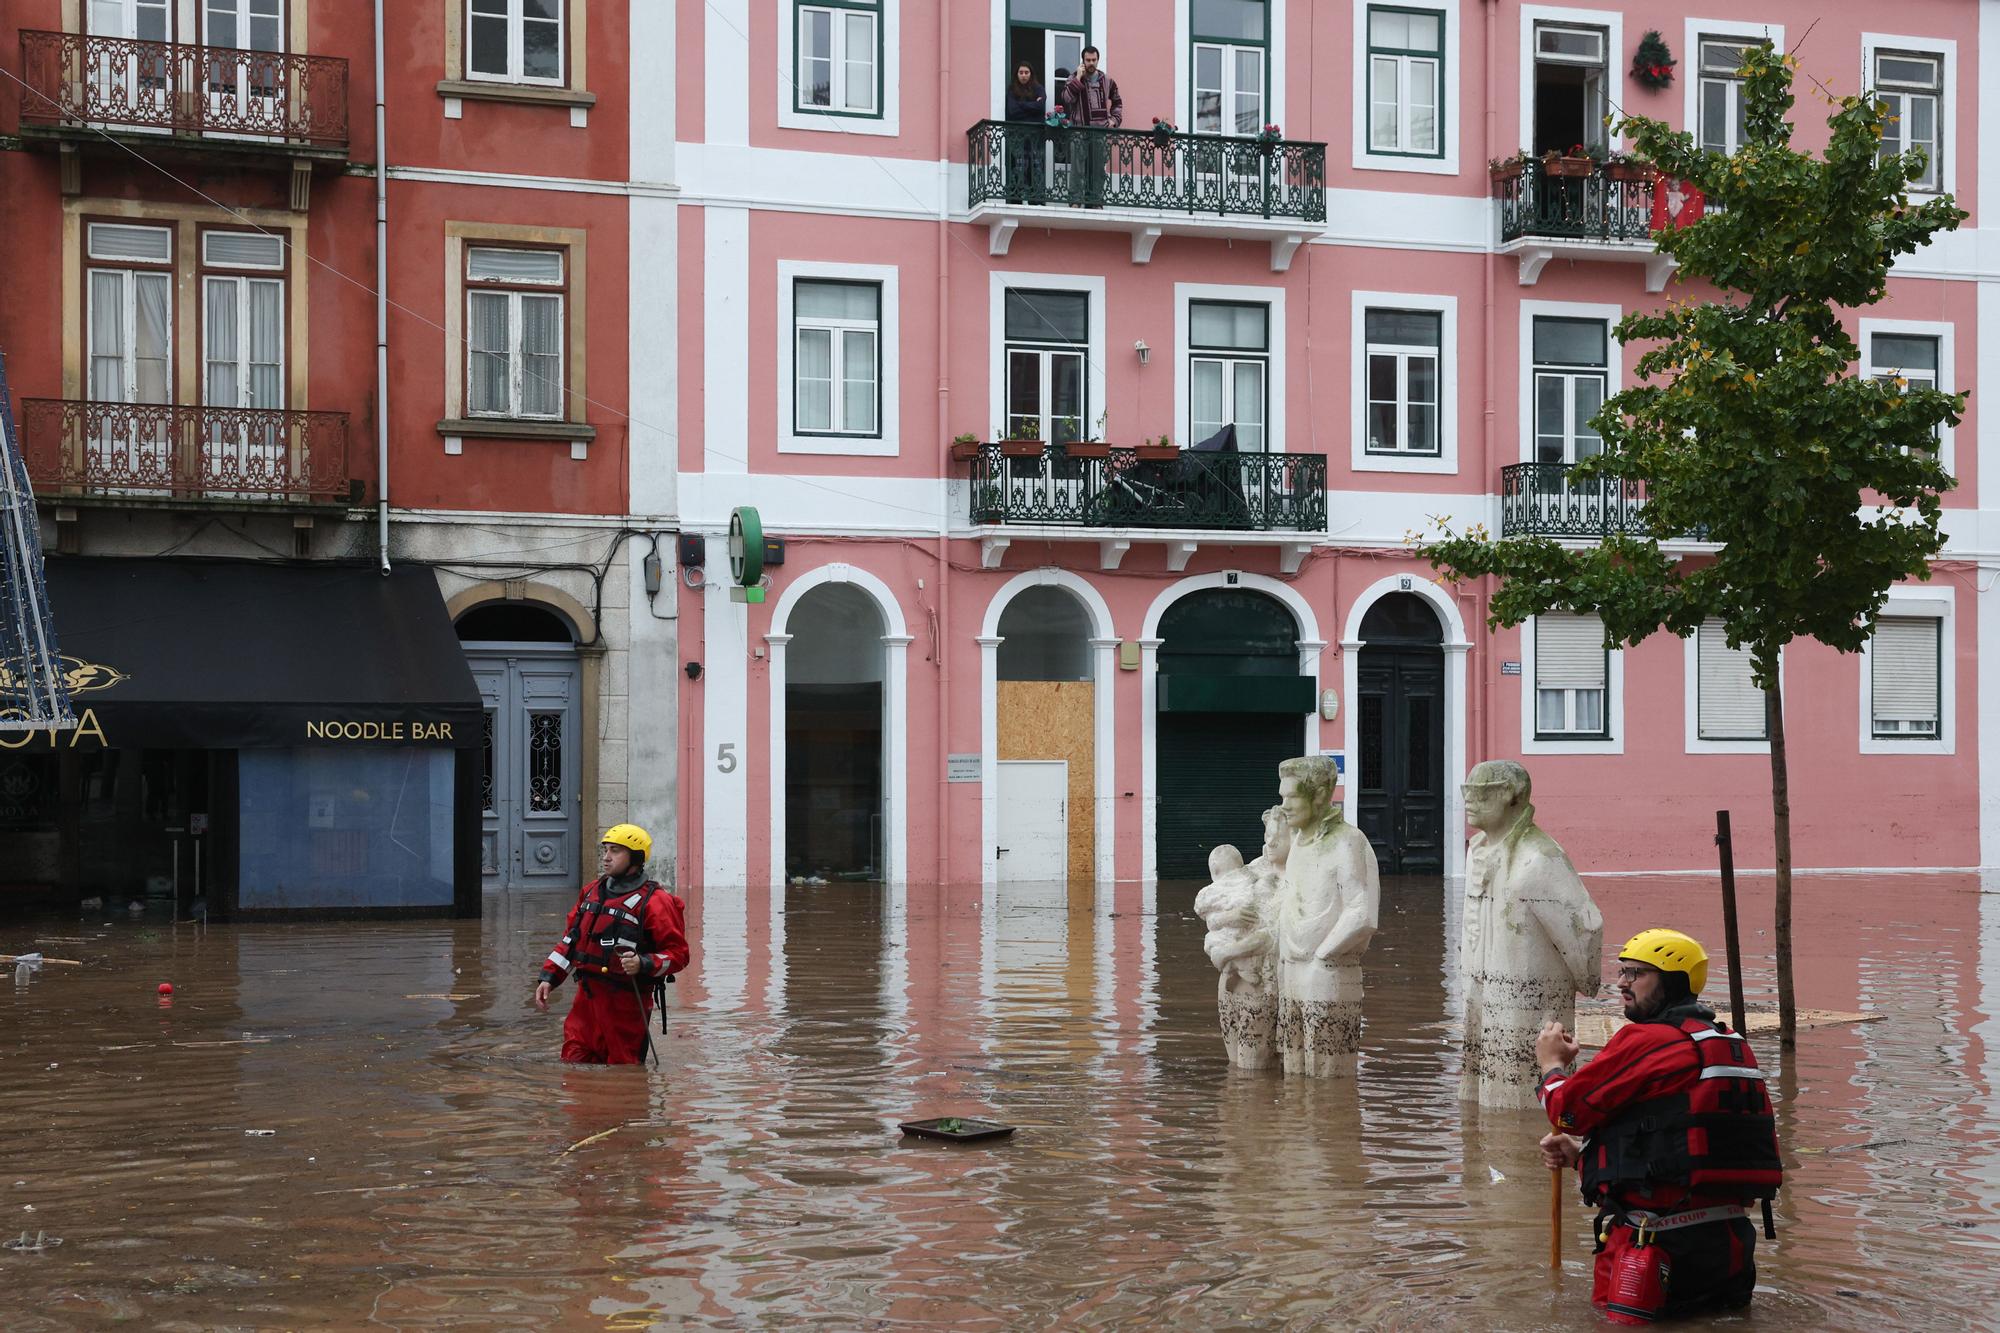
[1714,810,1748,1036]
[1549,1167,1564,1269]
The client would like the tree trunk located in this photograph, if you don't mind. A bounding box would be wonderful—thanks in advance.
[1766,675,1796,1050]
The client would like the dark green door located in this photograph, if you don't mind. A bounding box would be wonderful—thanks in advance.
[1353,593,1446,874]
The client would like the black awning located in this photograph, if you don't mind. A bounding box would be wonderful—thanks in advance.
[40,558,483,749]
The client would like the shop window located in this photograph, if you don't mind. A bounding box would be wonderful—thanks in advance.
[467,0,565,86]
[1366,6,1443,156]
[1188,299,1268,451]
[1534,612,1608,739]
[239,748,455,909]
[465,245,565,420]
[1363,307,1440,457]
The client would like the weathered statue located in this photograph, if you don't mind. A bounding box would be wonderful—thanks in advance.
[1272,755,1380,1079]
[1193,806,1289,1069]
[1459,759,1604,1108]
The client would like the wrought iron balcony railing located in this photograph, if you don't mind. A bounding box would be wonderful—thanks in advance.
[1499,462,1649,538]
[967,121,1326,222]
[968,444,1326,532]
[18,29,349,149]
[21,399,355,505]
[1494,160,1666,244]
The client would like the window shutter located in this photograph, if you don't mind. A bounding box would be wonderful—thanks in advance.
[1535,613,1606,688]
[1872,617,1940,727]
[1697,619,1765,739]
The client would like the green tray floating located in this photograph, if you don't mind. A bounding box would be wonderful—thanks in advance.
[898,1117,1015,1144]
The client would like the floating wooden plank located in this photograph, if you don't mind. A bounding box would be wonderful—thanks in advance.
[1576,1008,1881,1049]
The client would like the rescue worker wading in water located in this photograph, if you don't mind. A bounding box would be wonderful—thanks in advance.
[533,824,689,1064]
[1535,929,1783,1324]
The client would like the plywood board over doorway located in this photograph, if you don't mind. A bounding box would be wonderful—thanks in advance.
[998,680,1094,891]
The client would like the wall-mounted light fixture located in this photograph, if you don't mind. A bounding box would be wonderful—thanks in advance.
[1133,339,1150,365]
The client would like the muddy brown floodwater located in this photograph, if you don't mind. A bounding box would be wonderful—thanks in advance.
[2,873,1998,1329]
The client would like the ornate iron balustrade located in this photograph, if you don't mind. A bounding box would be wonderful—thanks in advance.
[1494,160,1664,244]
[967,121,1325,222]
[18,29,349,148]
[1499,462,1649,538]
[20,399,354,504]
[968,444,1326,532]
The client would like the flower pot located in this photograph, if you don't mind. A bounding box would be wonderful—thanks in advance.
[999,439,1046,458]
[1133,445,1179,462]
[1606,161,1654,183]
[1064,441,1112,459]
[949,441,982,462]
[1489,161,1527,182]
[1545,156,1596,178]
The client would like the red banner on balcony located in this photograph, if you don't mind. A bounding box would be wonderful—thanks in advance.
[1650,177,1706,230]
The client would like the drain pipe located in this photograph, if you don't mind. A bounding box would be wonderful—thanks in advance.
[373,0,391,574]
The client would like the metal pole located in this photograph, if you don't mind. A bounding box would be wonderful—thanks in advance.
[1715,810,1748,1035]
[372,0,391,574]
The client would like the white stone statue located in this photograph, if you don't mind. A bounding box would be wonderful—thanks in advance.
[1271,755,1381,1079]
[1459,759,1604,1109]
[1192,805,1289,1070]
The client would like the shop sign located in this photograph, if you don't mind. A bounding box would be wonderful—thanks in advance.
[304,718,458,742]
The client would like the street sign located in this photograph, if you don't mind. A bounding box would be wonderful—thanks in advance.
[946,753,981,783]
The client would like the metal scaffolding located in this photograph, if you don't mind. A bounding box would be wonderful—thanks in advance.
[0,348,73,731]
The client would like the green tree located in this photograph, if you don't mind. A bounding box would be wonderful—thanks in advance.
[1427,48,1963,1048]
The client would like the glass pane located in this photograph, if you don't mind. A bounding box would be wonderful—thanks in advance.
[1534,375,1564,461]
[205,278,239,408]
[523,18,561,81]
[1366,308,1440,347]
[802,9,832,105]
[134,274,171,405]
[843,12,876,111]
[1234,48,1264,134]
[1369,10,1409,48]
[1007,349,1043,425]
[1534,316,1606,367]
[1192,0,1266,43]
[89,223,173,263]
[205,231,285,269]
[1408,354,1437,406]
[1367,353,1397,407]
[1192,360,1224,437]
[208,8,237,49]
[1538,26,1603,63]
[88,271,126,403]
[524,0,559,17]
[468,247,563,283]
[468,290,510,414]
[1005,289,1088,344]
[1367,402,1397,452]
[469,13,508,77]
[480,710,495,813]
[528,712,563,812]
[247,280,282,408]
[797,328,833,430]
[1369,57,1399,149]
[1233,362,1264,427]
[797,280,879,322]
[1010,0,1086,26]
[1876,54,1939,89]
[841,330,878,433]
[1537,689,1566,732]
[1872,334,1939,376]
[1406,403,1436,453]
[1574,689,1604,732]
[1050,352,1084,439]
[1194,46,1224,133]
[1409,59,1437,152]
[1403,12,1439,49]
[1700,40,1748,74]
[1572,377,1604,458]
[521,295,561,415]
[1190,301,1267,350]
[1700,79,1729,152]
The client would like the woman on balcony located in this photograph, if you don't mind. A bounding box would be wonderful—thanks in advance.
[1004,63,1046,204]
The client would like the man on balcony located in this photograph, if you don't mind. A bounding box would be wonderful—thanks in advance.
[1060,46,1121,208]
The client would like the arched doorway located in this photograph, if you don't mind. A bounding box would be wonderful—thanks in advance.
[994,585,1094,890]
[1355,593,1445,873]
[784,583,887,884]
[1155,589,1311,879]
[457,602,582,890]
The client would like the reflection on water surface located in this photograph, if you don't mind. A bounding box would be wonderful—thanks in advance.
[2,873,1997,1328]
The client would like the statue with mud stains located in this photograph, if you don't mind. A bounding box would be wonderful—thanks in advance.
[1271,755,1380,1079]
[1193,805,1290,1070]
[1459,760,1603,1108]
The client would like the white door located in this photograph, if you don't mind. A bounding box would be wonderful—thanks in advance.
[996,759,1068,884]
[204,272,285,493]
[87,262,173,492]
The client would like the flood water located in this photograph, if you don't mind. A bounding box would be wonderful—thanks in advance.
[3,873,1998,1330]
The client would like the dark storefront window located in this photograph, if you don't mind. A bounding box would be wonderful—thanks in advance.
[238,748,455,909]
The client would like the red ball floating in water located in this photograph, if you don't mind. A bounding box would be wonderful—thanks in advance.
[157,982,173,995]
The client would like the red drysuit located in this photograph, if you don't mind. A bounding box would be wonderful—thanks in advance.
[539,875,688,1064]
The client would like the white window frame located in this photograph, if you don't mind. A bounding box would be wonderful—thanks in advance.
[465,246,566,422]
[1363,9,1443,157]
[1518,5,1624,160]
[1175,282,1286,454]
[201,274,285,410]
[1176,0,1282,146]
[1682,621,1779,754]
[1682,20,1784,158]
[1518,299,1620,465]
[464,0,566,88]
[989,269,1105,449]
[1191,39,1266,137]
[1521,611,1624,754]
[1862,32,1954,199]
[1858,316,1955,477]
[780,0,900,137]
[987,0,1112,122]
[1351,290,1455,473]
[1353,0,1457,175]
[1859,586,1953,755]
[779,260,900,457]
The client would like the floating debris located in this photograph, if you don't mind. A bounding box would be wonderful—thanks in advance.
[5,1230,60,1252]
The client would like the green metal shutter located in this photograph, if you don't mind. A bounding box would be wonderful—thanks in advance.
[1156,711,1304,879]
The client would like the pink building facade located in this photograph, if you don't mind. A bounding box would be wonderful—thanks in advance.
[668,0,2000,900]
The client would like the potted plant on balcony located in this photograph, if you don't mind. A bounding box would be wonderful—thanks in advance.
[949,432,981,462]
[1065,437,1112,459]
[1488,151,1533,182]
[1150,117,1178,147]
[1255,123,1283,155]
[1134,434,1178,461]
[1604,150,1654,183]
[1541,144,1599,177]
[998,423,1046,458]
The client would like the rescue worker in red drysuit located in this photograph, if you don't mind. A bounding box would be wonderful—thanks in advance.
[1535,929,1782,1324]
[533,824,689,1064]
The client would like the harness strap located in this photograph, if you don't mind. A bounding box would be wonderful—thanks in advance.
[1618,1204,1747,1244]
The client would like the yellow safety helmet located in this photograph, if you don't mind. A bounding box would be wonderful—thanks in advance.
[600,823,653,858]
[1618,928,1708,995]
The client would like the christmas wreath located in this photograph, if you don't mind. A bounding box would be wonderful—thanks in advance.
[1631,30,1676,90]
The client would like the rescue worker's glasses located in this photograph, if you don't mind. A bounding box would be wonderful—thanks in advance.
[1613,965,1660,983]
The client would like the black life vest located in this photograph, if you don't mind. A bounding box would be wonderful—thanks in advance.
[563,876,665,978]
[1581,1013,1783,1204]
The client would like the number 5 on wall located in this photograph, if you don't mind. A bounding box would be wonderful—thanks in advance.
[716,742,738,774]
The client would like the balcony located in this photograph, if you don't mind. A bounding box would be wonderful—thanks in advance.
[1498,462,1648,539]
[965,121,1326,270]
[964,442,1326,571]
[17,29,349,184]
[1492,158,1697,291]
[20,400,357,510]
